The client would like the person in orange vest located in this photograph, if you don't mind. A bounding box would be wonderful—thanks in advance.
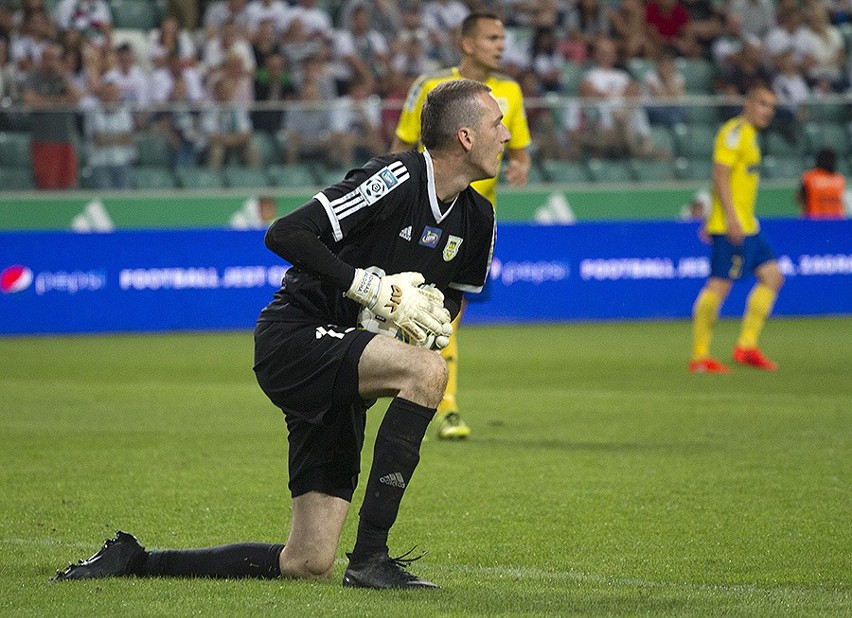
[796,148,846,219]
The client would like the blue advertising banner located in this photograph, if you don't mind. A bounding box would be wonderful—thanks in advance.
[1,220,850,336]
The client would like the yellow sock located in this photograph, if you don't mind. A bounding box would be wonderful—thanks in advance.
[737,284,777,349]
[437,314,461,417]
[692,288,723,360]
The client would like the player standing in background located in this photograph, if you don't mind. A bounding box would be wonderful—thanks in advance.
[689,85,783,374]
[391,11,532,439]
[53,79,506,590]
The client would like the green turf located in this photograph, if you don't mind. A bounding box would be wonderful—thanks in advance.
[1,319,849,616]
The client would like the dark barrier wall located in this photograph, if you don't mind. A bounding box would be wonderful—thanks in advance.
[1,219,849,335]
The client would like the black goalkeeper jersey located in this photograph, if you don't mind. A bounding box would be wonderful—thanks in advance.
[259,149,496,326]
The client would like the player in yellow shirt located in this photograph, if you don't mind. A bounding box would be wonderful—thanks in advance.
[391,11,532,439]
[689,85,784,373]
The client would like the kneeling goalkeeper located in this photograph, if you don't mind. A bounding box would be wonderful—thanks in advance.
[54,79,505,590]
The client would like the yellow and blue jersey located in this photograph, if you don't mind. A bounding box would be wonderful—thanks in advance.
[707,117,762,236]
[394,67,531,206]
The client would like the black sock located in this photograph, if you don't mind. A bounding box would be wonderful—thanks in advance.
[351,398,434,560]
[142,543,284,579]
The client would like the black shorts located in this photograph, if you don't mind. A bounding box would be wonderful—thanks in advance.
[253,319,376,501]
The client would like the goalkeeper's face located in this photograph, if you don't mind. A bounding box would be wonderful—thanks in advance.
[469,93,511,181]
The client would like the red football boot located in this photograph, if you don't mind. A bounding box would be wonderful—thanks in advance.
[733,346,778,371]
[688,357,731,374]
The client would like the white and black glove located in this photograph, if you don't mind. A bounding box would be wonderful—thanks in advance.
[346,268,452,347]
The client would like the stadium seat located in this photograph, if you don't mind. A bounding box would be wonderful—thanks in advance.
[252,131,279,166]
[223,166,270,189]
[674,156,713,181]
[560,63,585,93]
[586,158,632,183]
[685,105,720,126]
[0,167,35,190]
[673,124,717,157]
[132,166,175,190]
[629,159,677,182]
[805,121,850,156]
[541,159,590,183]
[134,132,170,166]
[763,129,807,157]
[108,0,160,30]
[175,166,224,190]
[267,163,319,188]
[807,101,848,123]
[761,155,806,180]
[676,58,717,94]
[627,58,653,81]
[649,125,675,155]
[0,131,32,167]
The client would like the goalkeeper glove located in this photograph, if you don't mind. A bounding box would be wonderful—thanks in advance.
[346,269,451,346]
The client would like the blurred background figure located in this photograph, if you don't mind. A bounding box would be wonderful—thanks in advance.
[84,77,134,190]
[200,76,261,170]
[796,148,847,219]
[21,41,81,189]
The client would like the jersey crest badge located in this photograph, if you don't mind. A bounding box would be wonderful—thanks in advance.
[358,166,401,205]
[419,226,442,248]
[443,235,463,261]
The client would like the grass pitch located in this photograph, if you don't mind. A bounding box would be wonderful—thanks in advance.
[1,318,849,617]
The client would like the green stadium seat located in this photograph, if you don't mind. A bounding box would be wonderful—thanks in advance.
[0,131,32,167]
[134,132,170,166]
[762,155,806,180]
[252,131,279,166]
[175,166,224,190]
[0,167,35,190]
[223,166,270,189]
[109,0,160,29]
[674,156,713,181]
[560,63,585,93]
[627,58,653,81]
[586,158,632,183]
[541,160,590,183]
[133,166,176,190]
[807,101,848,123]
[629,159,677,183]
[673,124,717,157]
[803,121,848,155]
[685,105,720,126]
[675,57,717,94]
[763,129,807,157]
[267,163,319,188]
[649,125,675,154]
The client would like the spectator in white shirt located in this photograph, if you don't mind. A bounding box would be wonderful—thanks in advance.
[103,42,149,106]
[203,0,251,38]
[149,51,206,104]
[331,4,389,94]
[764,5,815,73]
[84,78,135,190]
[202,18,256,77]
[245,0,291,40]
[147,15,197,71]
[802,3,846,92]
[52,0,111,47]
[421,0,469,65]
[200,76,261,170]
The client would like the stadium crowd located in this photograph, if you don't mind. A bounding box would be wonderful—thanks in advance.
[0,0,850,189]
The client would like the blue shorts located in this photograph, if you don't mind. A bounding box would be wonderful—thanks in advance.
[709,232,776,281]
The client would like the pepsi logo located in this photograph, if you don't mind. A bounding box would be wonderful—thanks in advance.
[1,265,33,294]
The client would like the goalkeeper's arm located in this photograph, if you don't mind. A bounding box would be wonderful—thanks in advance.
[265,200,451,343]
[264,199,356,290]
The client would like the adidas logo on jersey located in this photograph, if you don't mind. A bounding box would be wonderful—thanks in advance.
[379,472,406,488]
[399,226,412,241]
